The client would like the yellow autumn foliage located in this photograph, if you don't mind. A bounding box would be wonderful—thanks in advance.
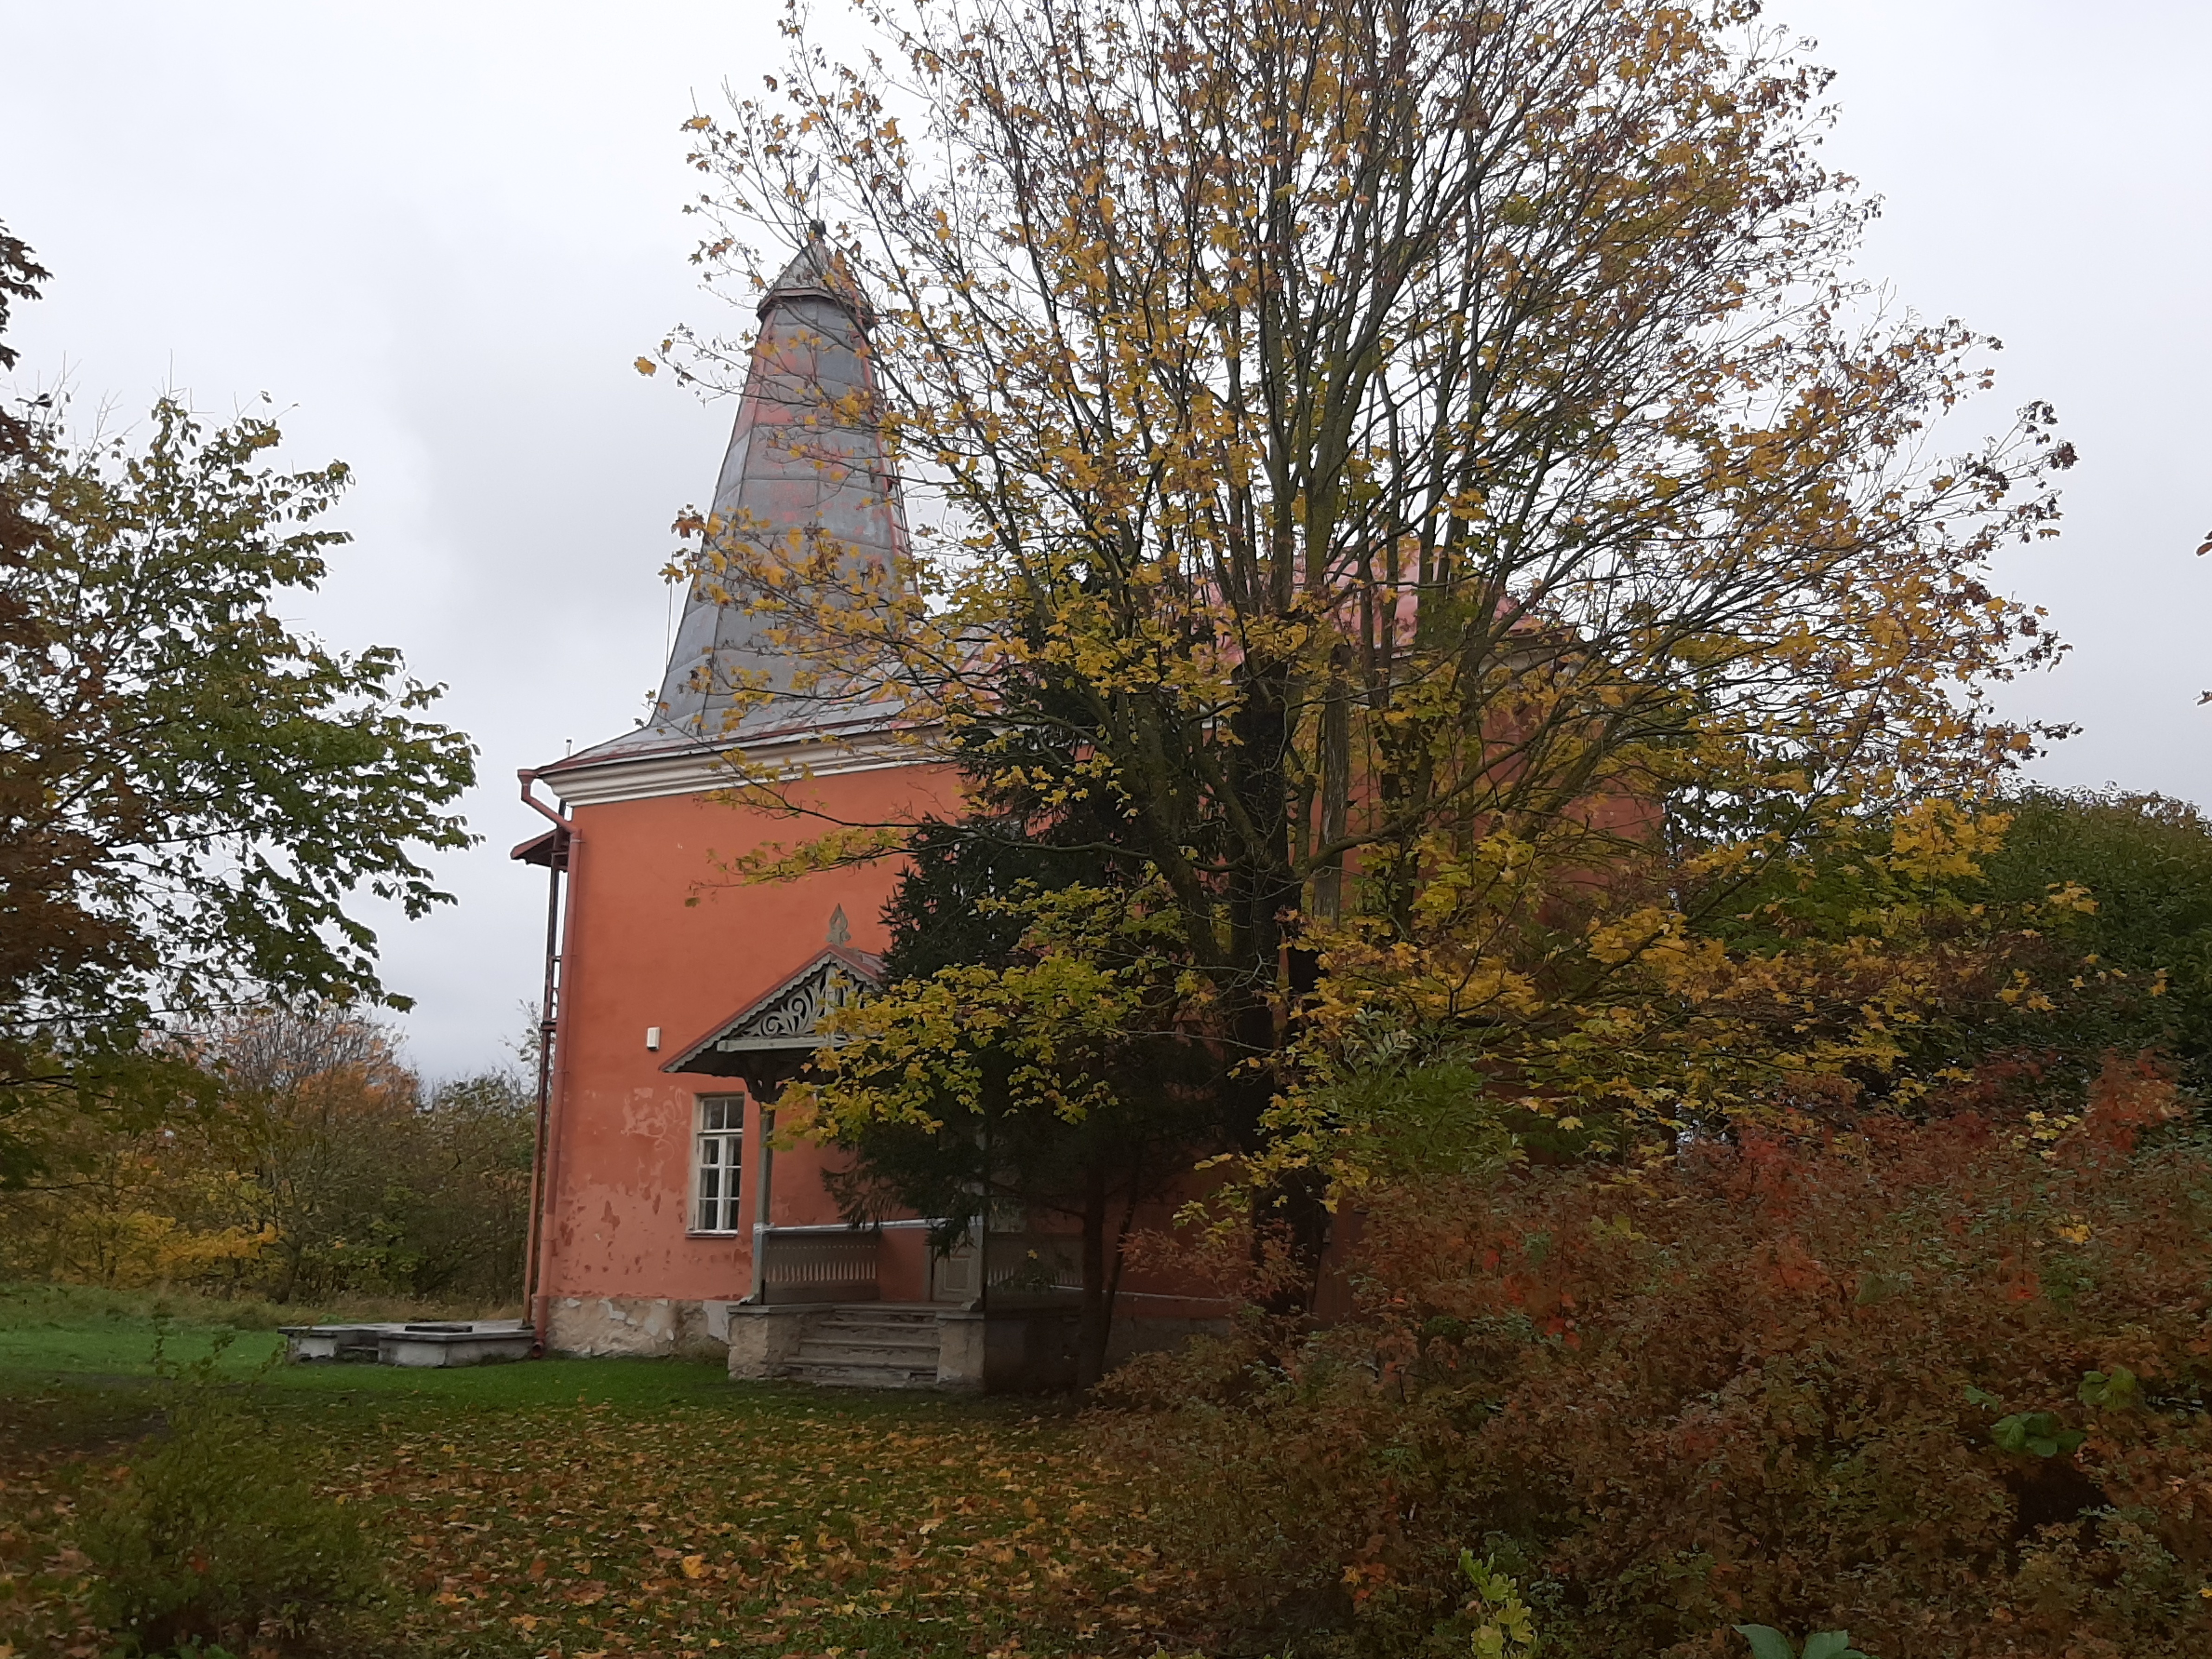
[657,0,2079,1205]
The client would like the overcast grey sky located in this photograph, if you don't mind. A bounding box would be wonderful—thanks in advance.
[3,1,2207,1081]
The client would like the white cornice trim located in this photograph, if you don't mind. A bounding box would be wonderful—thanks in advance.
[551,729,941,810]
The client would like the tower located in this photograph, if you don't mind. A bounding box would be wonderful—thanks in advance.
[512,229,956,1358]
[657,229,907,745]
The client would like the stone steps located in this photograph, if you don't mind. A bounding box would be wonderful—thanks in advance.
[783,1359,943,1388]
[777,1306,946,1389]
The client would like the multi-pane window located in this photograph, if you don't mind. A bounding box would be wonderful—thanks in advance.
[693,1095,745,1234]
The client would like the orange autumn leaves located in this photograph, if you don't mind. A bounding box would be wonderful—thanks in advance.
[340,1403,1187,1656]
[5,1389,1195,1659]
[1103,1113,2212,1657]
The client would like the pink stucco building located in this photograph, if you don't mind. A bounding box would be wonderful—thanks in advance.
[512,233,1225,1384]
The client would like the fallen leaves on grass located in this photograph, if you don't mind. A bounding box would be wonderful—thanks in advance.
[3,1387,1190,1659]
[349,1399,1185,1655]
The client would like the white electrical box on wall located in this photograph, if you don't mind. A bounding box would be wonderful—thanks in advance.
[645,1026,662,1052]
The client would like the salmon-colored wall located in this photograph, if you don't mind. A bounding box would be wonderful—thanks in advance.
[536,761,961,1311]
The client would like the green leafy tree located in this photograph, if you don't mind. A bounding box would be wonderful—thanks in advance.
[812,678,1236,1379]
[815,812,1232,1384]
[1976,788,2212,1082]
[0,239,475,1177]
[200,1008,430,1301]
[0,218,50,558]
[409,1065,536,1299]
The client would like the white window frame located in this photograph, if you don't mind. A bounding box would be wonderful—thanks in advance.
[691,1095,745,1235]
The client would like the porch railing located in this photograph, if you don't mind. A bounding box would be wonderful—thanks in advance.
[759,1226,882,1304]
[757,1223,1083,1306]
[985,1231,1083,1298]
[930,1231,1086,1303]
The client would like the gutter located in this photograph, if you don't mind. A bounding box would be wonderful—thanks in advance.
[516,769,577,1356]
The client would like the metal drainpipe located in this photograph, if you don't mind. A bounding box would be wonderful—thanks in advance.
[518,770,578,1354]
[520,842,562,1336]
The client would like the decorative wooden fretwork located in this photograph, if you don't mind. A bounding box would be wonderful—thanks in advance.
[713,955,869,1049]
[660,944,885,1082]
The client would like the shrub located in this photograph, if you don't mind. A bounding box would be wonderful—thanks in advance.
[74,1346,376,1653]
[1103,1103,2212,1658]
[1979,789,2212,1084]
[0,1009,535,1303]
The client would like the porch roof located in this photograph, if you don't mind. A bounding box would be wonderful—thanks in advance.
[662,943,885,1077]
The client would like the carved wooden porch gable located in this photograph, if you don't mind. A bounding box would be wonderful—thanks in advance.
[662,945,885,1076]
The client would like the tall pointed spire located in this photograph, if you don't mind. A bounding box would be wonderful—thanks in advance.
[655,224,904,739]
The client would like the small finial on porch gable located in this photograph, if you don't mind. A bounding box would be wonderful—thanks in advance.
[827,905,851,946]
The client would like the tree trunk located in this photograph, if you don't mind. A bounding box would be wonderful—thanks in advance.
[1077,1152,1110,1388]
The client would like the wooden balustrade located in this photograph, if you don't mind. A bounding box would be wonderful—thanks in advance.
[984,1232,1082,1297]
[756,1223,1081,1307]
[925,1231,1083,1304]
[759,1226,882,1304]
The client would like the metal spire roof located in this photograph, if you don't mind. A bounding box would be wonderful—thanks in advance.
[651,224,905,744]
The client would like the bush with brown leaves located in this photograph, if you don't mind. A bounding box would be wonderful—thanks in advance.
[1103,1086,2212,1659]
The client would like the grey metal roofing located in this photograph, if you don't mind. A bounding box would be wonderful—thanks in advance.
[541,229,911,781]
[658,232,906,733]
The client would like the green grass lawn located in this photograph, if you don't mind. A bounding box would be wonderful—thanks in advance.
[0,1285,286,1383]
[0,1287,1179,1659]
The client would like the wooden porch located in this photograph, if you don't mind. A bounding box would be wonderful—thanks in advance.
[753,1222,1085,1306]
[737,1227,1087,1390]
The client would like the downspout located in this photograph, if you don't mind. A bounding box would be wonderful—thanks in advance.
[519,769,577,1354]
